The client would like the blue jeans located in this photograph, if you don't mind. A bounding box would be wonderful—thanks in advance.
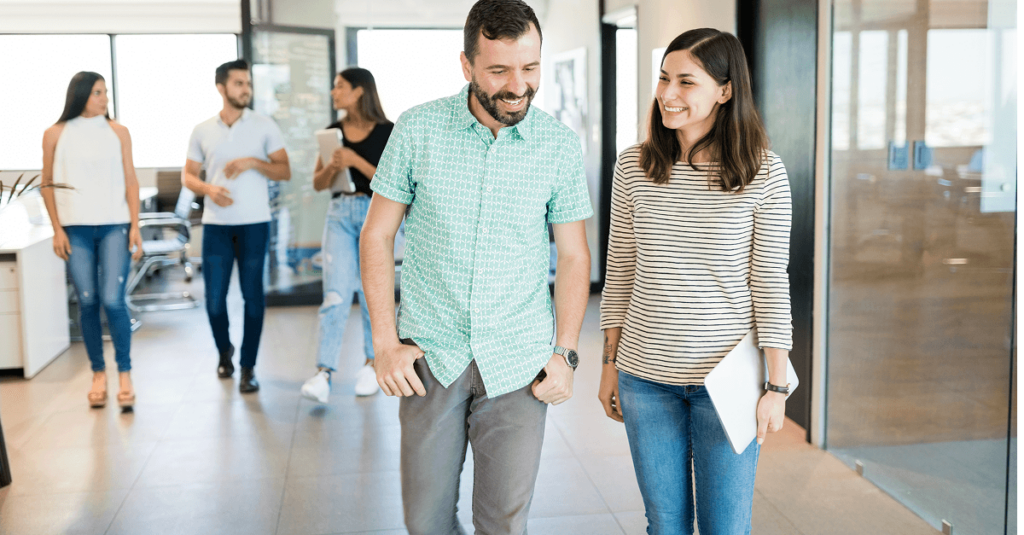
[618,371,759,535]
[315,195,373,370]
[202,222,269,369]
[64,224,132,372]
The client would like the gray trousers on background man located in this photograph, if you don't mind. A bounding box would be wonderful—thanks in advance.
[400,357,548,535]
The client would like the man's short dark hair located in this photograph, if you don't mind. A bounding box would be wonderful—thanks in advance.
[464,0,542,63]
[215,59,250,86]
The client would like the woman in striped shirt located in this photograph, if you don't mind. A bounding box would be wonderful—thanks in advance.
[598,28,793,535]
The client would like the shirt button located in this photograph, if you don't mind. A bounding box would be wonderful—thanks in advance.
[477,269,483,275]
[482,228,489,234]
[487,186,493,192]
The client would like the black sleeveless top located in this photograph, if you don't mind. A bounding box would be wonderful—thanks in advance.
[326,120,395,196]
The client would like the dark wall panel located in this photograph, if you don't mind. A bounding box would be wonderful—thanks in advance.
[737,0,818,438]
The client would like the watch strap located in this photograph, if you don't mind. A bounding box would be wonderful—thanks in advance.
[553,346,578,368]
[764,382,791,395]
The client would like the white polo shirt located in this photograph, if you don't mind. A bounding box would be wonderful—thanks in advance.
[186,108,286,225]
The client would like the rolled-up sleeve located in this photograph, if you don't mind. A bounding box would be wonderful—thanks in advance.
[599,151,637,330]
[370,111,416,205]
[751,155,793,350]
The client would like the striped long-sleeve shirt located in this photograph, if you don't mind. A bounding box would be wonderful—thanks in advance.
[599,145,793,385]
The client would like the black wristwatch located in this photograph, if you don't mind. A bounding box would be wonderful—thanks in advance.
[764,382,790,395]
[553,346,579,369]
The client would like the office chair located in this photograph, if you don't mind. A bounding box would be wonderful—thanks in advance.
[125,187,200,312]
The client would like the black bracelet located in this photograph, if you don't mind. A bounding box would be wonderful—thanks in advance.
[764,382,790,395]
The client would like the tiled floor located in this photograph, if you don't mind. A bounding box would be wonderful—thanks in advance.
[0,277,940,534]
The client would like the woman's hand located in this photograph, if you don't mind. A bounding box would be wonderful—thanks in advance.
[52,227,71,260]
[129,225,144,261]
[756,391,786,445]
[331,147,359,169]
[598,362,624,422]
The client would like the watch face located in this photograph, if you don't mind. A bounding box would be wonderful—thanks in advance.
[567,350,579,368]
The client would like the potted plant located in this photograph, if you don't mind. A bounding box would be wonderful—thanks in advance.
[0,173,73,246]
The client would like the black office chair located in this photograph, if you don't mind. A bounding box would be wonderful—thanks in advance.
[126,188,200,312]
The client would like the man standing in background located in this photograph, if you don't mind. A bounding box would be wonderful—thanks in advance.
[181,59,291,393]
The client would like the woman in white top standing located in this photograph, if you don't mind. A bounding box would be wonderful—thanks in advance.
[40,71,144,409]
[598,29,793,534]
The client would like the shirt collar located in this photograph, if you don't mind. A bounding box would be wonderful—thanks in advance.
[218,107,251,127]
[450,83,535,141]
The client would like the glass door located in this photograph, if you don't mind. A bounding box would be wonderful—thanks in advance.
[249,26,336,303]
[825,0,1016,533]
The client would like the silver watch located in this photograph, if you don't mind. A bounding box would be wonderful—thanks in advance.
[553,346,579,369]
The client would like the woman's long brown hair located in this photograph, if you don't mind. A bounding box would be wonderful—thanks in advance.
[639,28,768,191]
[339,67,390,125]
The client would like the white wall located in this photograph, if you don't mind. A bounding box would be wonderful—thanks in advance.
[0,0,240,34]
[539,0,603,282]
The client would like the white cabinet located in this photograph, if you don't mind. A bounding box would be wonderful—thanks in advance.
[0,228,70,378]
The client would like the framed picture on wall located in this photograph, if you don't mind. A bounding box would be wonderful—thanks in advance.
[550,47,588,155]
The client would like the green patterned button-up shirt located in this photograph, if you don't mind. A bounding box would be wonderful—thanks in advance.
[371,84,594,398]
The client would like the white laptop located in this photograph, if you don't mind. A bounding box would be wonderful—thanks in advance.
[314,128,356,194]
[703,328,799,454]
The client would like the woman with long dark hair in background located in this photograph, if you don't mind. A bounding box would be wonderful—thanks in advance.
[598,29,793,534]
[40,71,144,409]
[300,67,394,402]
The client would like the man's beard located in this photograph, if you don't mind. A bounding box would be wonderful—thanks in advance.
[470,78,536,127]
[227,94,250,110]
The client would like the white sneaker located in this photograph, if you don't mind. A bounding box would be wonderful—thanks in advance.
[354,363,380,396]
[301,370,331,403]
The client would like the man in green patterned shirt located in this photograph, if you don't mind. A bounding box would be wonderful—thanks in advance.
[360,1,593,533]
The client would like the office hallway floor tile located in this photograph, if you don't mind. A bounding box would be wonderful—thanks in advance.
[0,278,938,534]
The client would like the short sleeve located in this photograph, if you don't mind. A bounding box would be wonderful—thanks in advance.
[264,120,286,155]
[186,126,205,164]
[546,133,594,224]
[370,112,416,205]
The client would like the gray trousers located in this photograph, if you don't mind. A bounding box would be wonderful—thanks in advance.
[400,357,548,535]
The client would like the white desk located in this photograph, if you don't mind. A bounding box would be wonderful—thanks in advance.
[0,224,70,378]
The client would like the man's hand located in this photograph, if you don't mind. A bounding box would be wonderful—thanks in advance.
[375,341,427,397]
[756,391,786,445]
[223,157,255,179]
[531,354,574,405]
[128,226,144,261]
[206,185,233,207]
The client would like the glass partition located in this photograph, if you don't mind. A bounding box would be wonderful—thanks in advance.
[250,27,335,302]
[825,1,1016,533]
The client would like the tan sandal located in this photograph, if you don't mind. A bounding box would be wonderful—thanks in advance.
[117,390,135,409]
[88,388,107,408]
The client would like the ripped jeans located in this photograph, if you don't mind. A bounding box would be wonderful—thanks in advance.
[64,224,133,372]
[314,194,375,370]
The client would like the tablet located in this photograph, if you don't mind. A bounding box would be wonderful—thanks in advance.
[315,128,355,194]
[703,328,799,454]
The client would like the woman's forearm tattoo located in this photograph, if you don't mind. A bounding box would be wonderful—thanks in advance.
[602,334,616,364]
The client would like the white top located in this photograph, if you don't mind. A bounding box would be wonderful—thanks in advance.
[52,115,130,226]
[600,145,793,386]
[186,109,286,225]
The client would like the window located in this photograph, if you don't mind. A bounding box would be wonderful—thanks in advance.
[355,29,466,121]
[925,29,996,147]
[114,34,239,168]
[856,30,888,150]
[0,35,113,170]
